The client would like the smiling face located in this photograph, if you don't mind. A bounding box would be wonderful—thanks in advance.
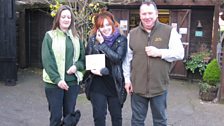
[140,3,158,30]
[99,18,113,37]
[59,10,71,32]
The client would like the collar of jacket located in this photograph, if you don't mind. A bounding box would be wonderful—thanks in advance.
[139,20,161,34]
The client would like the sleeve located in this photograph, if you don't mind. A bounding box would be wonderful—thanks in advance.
[160,28,185,62]
[122,34,133,84]
[41,33,61,84]
[74,40,85,71]
[98,36,127,64]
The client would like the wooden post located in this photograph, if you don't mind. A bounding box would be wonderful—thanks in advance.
[219,48,224,102]
[211,0,220,59]
[17,9,27,68]
[218,0,224,103]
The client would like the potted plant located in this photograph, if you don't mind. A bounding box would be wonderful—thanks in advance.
[185,51,211,75]
[199,59,221,101]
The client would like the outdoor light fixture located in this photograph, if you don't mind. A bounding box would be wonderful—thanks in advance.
[197,20,202,28]
[195,20,203,37]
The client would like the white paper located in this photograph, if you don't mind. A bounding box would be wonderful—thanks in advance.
[85,54,105,70]
[179,28,188,34]
[120,20,128,31]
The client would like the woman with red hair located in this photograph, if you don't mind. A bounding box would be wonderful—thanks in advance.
[85,10,127,126]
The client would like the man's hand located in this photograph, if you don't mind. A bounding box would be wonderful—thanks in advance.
[58,80,69,90]
[145,46,162,57]
[125,82,133,95]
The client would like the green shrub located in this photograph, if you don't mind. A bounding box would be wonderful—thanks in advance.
[202,59,221,86]
[185,51,210,75]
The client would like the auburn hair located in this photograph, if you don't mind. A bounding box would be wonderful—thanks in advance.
[90,11,119,36]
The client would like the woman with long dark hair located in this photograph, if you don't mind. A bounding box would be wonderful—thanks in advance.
[41,5,85,126]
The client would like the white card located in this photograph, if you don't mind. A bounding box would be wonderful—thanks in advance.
[85,54,105,70]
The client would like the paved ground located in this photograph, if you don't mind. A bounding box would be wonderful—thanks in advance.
[0,68,224,126]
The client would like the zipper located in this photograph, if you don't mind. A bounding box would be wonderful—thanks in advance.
[146,32,151,95]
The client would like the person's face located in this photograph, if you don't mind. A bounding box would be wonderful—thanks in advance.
[140,4,158,30]
[99,19,113,36]
[59,10,71,31]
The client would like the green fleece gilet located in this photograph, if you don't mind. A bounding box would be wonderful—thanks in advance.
[42,28,83,85]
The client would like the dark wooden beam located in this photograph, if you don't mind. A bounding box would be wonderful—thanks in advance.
[215,0,224,103]
[154,1,216,6]
[211,1,220,59]
[220,51,224,103]
[17,10,27,68]
[109,1,217,8]
[180,10,190,27]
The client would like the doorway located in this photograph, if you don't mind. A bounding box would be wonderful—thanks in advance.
[128,9,170,30]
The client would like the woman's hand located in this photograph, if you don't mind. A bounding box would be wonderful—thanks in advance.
[58,80,69,90]
[96,30,104,44]
[91,69,102,76]
[67,65,77,74]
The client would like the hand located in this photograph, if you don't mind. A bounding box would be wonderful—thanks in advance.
[145,46,162,57]
[90,69,102,76]
[125,82,133,95]
[67,65,77,74]
[57,80,69,90]
[96,30,104,44]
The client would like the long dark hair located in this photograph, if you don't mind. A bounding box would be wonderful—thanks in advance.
[52,5,78,37]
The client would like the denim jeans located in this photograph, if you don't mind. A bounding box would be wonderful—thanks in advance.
[131,91,167,126]
[90,92,122,126]
[45,84,80,126]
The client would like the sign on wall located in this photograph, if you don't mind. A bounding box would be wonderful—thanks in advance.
[120,20,128,31]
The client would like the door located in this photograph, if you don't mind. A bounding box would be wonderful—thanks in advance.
[169,9,191,78]
[25,9,53,68]
[0,0,17,85]
[110,9,129,36]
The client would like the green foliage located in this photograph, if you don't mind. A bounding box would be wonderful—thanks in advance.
[49,0,62,17]
[199,81,213,93]
[199,59,221,93]
[203,59,221,86]
[185,51,210,75]
[75,2,106,44]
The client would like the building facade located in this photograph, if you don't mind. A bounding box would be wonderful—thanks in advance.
[15,0,220,79]
[108,0,220,78]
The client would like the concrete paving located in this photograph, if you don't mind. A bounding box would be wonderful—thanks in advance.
[0,68,224,126]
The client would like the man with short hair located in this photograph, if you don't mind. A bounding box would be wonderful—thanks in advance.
[122,1,184,126]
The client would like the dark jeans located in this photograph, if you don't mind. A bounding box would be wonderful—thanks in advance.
[131,91,167,126]
[45,84,80,126]
[90,92,122,126]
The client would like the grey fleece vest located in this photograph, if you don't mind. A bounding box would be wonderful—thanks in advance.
[129,21,172,97]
